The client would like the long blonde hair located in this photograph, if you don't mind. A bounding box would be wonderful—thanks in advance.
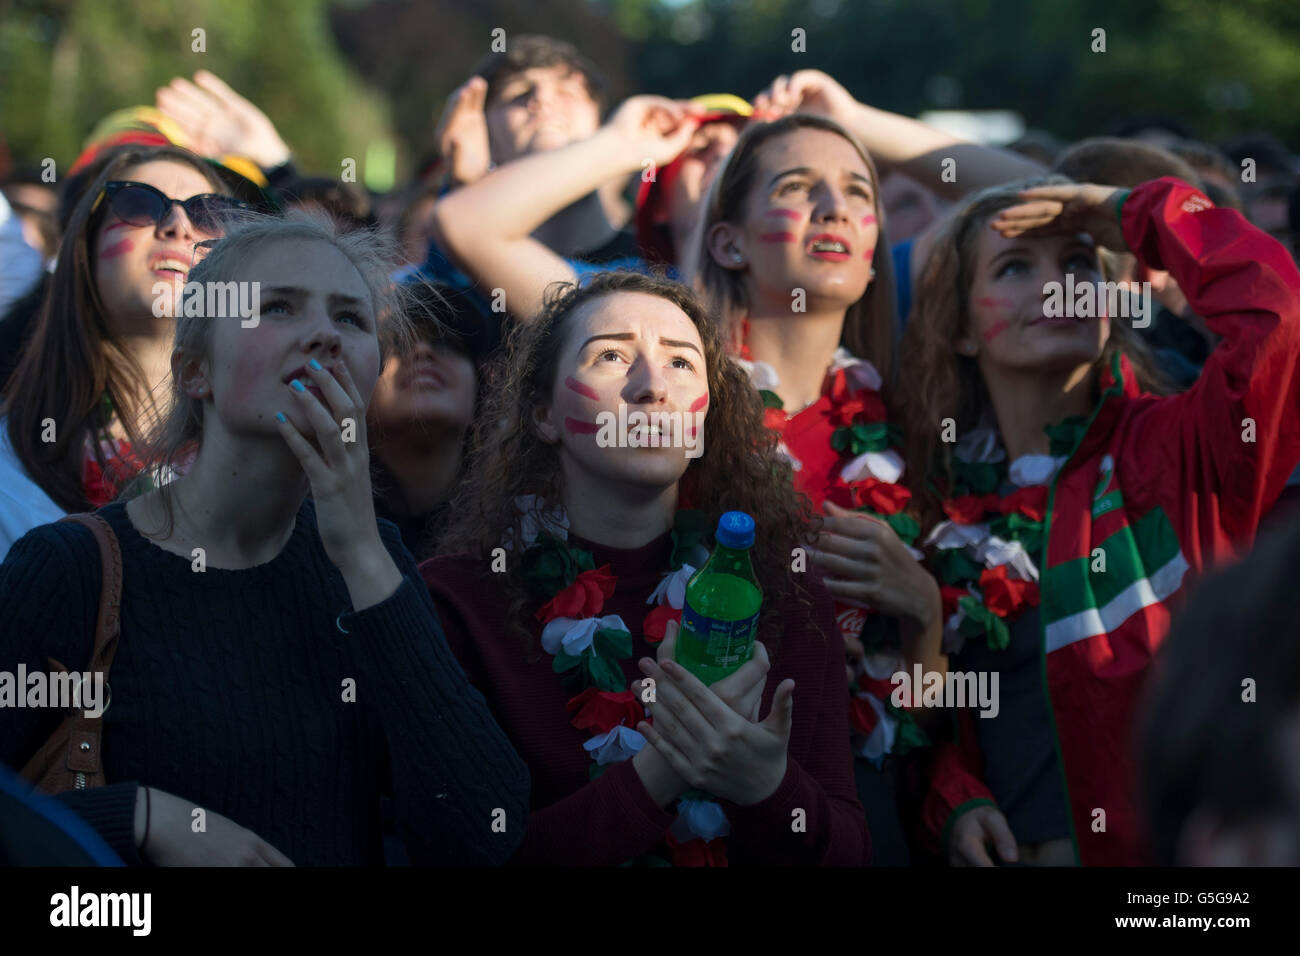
[134,210,421,530]
[687,114,898,384]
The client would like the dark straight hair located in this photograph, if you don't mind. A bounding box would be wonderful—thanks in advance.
[1,146,230,512]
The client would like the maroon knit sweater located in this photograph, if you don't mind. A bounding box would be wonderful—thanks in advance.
[420,529,871,866]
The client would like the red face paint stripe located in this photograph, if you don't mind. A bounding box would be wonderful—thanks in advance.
[862,247,875,261]
[564,376,600,401]
[983,319,1012,342]
[564,417,601,435]
[758,231,797,243]
[764,209,802,220]
[688,393,709,413]
[976,297,1016,309]
[98,238,134,260]
[860,214,877,226]
[103,221,135,235]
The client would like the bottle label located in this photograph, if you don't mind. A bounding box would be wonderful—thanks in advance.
[679,604,759,667]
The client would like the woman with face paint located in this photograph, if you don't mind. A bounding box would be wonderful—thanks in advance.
[689,115,944,864]
[0,146,243,560]
[0,213,530,866]
[897,177,1300,866]
[423,271,870,866]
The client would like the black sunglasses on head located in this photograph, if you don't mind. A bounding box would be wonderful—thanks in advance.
[93,180,250,234]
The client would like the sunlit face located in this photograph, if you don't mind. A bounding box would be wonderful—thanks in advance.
[959,226,1110,376]
[537,291,710,491]
[711,129,879,311]
[93,160,224,327]
[369,334,478,435]
[485,66,601,165]
[195,238,381,441]
[662,119,743,241]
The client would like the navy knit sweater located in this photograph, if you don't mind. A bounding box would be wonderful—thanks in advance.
[0,499,530,866]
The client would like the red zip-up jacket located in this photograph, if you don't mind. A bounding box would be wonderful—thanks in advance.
[918,177,1300,865]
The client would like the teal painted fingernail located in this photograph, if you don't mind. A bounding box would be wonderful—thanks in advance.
[275,412,286,423]
[290,379,306,392]
[308,358,322,371]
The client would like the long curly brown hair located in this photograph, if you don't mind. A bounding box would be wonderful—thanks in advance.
[895,177,1173,527]
[439,270,820,660]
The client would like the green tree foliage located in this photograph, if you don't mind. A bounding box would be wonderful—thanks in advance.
[1,0,391,174]
[620,0,1300,149]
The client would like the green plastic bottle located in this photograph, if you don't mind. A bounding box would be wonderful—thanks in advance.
[675,511,762,685]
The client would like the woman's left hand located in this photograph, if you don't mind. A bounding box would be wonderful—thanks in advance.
[810,501,940,628]
[636,655,794,807]
[275,359,400,608]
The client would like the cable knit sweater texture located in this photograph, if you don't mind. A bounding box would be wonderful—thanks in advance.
[0,499,530,866]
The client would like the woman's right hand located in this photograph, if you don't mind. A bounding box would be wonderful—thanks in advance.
[948,803,1019,867]
[136,787,294,866]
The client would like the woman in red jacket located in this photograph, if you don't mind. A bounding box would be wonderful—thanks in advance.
[896,177,1300,865]
[422,270,870,865]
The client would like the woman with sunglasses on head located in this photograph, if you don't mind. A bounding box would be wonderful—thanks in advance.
[0,145,249,560]
[0,211,530,866]
[424,271,868,866]
[896,178,1300,865]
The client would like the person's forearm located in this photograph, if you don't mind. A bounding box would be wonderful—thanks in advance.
[337,539,403,612]
[433,127,638,248]
[844,102,1047,199]
[633,743,688,809]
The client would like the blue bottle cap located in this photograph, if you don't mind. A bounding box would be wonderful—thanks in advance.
[716,511,755,549]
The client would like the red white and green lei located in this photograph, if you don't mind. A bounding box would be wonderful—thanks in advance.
[513,496,731,866]
[737,341,930,764]
[924,419,1088,653]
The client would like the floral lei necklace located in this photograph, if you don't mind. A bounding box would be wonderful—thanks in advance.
[515,498,731,866]
[736,323,930,763]
[923,418,1089,654]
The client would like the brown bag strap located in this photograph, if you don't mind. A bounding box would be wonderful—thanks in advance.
[20,513,124,792]
[58,513,124,675]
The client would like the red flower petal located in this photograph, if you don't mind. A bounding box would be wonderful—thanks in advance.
[535,565,616,623]
[1001,485,1048,522]
[940,585,969,620]
[567,688,643,735]
[644,603,681,643]
[666,832,728,867]
[849,694,878,736]
[978,565,1041,618]
[851,478,912,515]
[762,406,787,432]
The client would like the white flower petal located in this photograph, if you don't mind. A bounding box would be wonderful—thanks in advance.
[738,357,781,391]
[647,565,696,609]
[974,535,1039,583]
[852,693,897,761]
[584,725,646,765]
[673,798,731,841]
[924,520,990,551]
[840,448,905,485]
[863,651,904,681]
[954,426,1006,464]
[1008,454,1065,488]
